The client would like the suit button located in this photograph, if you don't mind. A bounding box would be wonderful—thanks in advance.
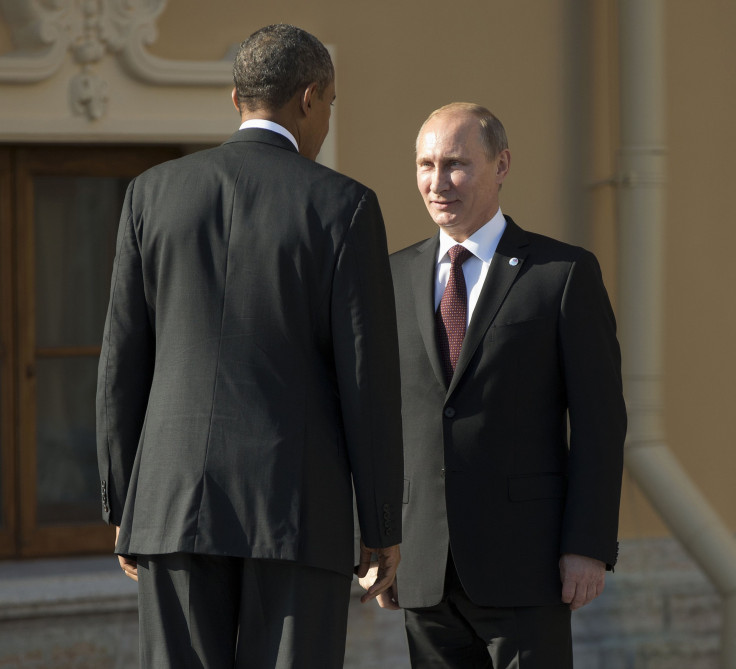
[440,468,445,478]
[444,407,456,418]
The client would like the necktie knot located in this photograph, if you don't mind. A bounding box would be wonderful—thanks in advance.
[448,244,473,266]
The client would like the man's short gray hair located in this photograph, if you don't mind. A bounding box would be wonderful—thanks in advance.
[233,24,334,113]
[418,102,509,160]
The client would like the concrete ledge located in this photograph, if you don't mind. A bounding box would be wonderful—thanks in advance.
[0,556,410,668]
[0,555,137,621]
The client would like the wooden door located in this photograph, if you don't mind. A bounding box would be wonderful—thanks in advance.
[3,145,180,557]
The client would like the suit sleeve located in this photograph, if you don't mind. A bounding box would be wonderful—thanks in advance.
[96,179,155,526]
[558,250,627,567]
[331,189,404,549]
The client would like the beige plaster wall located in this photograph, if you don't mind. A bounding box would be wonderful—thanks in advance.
[656,1,736,533]
[2,0,735,540]
[150,0,736,540]
[150,0,589,251]
[613,0,736,541]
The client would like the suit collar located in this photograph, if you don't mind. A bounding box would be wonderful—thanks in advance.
[238,119,298,150]
[223,128,300,154]
[494,215,529,258]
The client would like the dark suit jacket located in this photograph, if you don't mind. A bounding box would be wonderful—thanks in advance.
[390,217,626,608]
[96,128,403,579]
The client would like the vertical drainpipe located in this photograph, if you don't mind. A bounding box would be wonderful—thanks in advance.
[617,0,736,665]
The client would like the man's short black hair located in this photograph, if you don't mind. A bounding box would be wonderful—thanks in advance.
[233,24,334,113]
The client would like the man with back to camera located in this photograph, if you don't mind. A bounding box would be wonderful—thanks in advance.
[96,24,403,669]
[360,102,626,667]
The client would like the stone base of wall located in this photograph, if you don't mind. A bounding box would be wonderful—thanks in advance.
[0,537,724,668]
[0,557,139,669]
[572,537,722,669]
[0,611,138,669]
[0,556,406,669]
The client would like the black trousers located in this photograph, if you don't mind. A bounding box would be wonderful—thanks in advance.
[404,554,572,669]
[137,553,352,669]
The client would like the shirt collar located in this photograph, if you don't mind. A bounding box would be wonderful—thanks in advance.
[437,208,507,264]
[239,119,298,151]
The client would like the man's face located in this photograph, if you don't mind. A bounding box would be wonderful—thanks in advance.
[300,80,335,160]
[416,112,509,242]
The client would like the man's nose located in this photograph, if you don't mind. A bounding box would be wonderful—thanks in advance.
[430,168,448,193]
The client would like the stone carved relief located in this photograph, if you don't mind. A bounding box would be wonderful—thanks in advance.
[0,0,231,121]
[70,70,109,120]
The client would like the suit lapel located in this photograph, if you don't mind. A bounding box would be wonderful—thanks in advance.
[447,217,530,396]
[411,235,447,388]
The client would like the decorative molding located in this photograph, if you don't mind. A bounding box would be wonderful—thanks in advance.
[0,3,337,169]
[0,0,231,121]
[119,33,233,87]
[0,40,68,82]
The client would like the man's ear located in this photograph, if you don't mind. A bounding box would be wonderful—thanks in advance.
[300,83,319,116]
[495,148,511,184]
[231,88,240,113]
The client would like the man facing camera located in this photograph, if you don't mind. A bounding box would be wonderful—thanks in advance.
[361,103,626,668]
[97,24,403,669]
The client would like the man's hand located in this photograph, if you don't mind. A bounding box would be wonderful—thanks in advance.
[115,526,138,582]
[354,539,400,606]
[357,562,400,610]
[559,553,605,610]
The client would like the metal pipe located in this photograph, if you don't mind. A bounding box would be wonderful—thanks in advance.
[617,1,736,665]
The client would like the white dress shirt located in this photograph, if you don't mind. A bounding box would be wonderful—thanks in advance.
[239,119,298,151]
[434,208,507,325]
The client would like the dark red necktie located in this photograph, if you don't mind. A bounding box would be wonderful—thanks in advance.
[436,245,473,384]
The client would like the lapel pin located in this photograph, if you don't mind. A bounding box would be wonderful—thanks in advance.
[509,257,519,266]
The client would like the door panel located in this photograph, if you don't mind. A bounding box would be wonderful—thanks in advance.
[11,146,180,557]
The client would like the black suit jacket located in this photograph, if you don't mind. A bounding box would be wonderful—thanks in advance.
[96,129,403,579]
[390,217,626,608]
